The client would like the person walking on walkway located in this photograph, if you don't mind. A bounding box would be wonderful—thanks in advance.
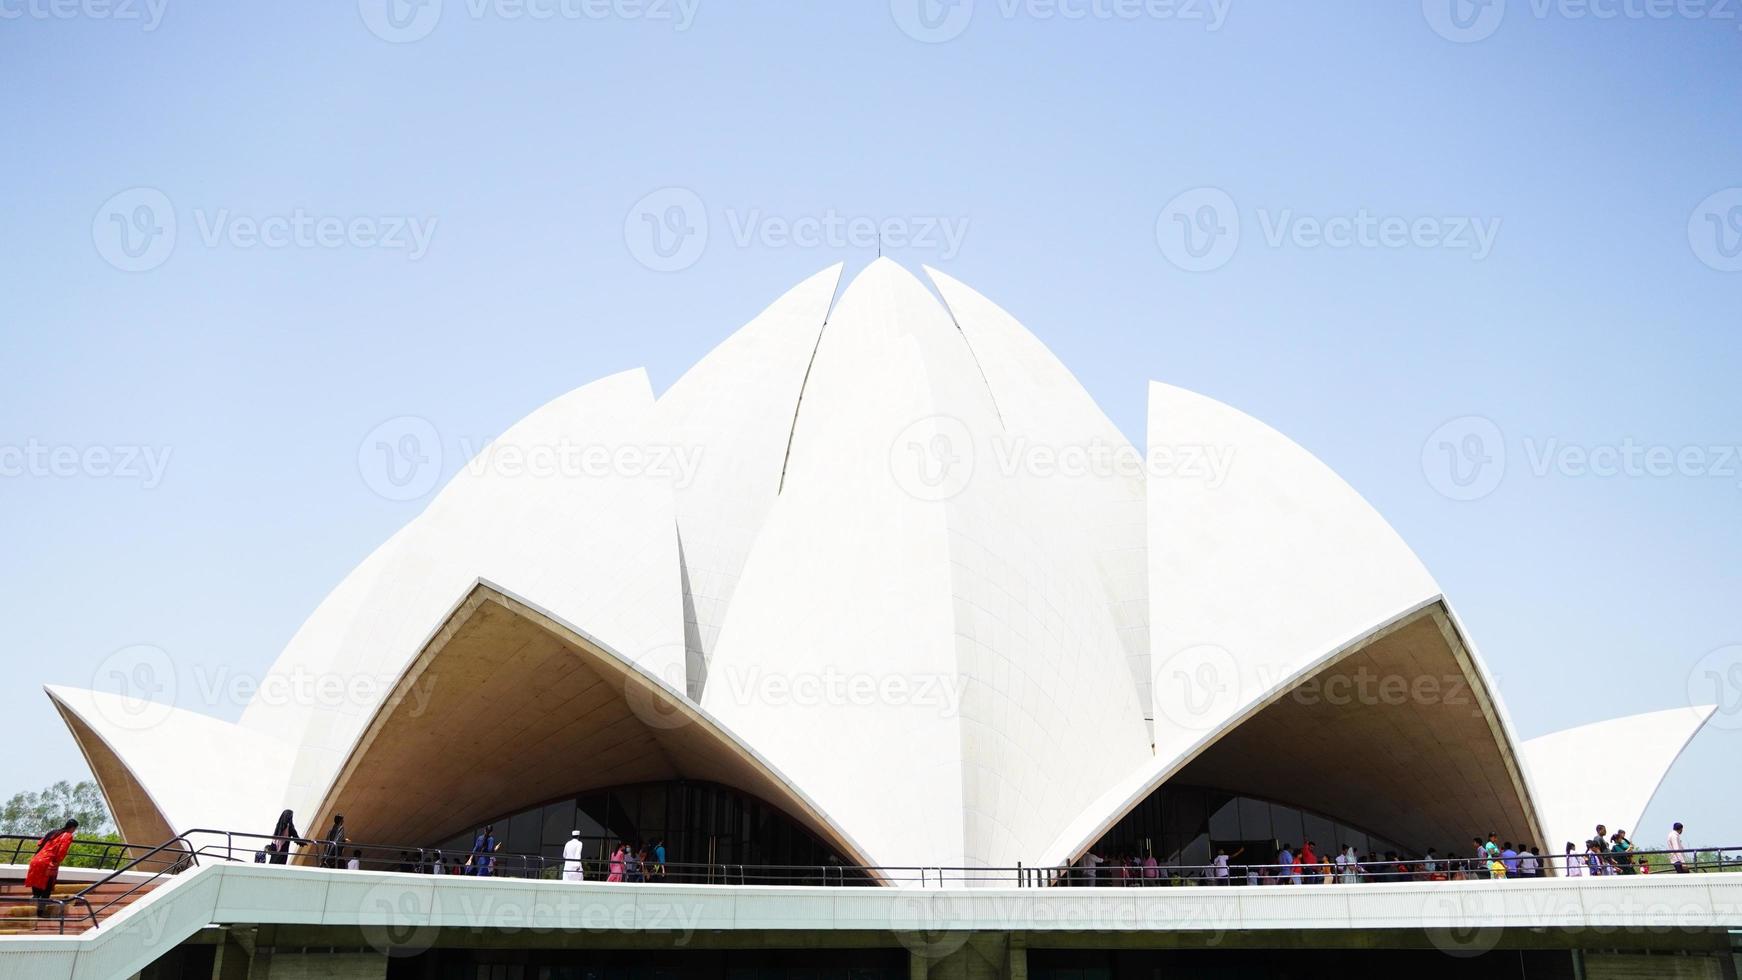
[26,820,78,917]
[1611,830,1635,874]
[562,831,585,881]
[467,825,497,877]
[321,815,346,869]
[270,809,307,866]
[1668,822,1689,873]
[1563,842,1583,877]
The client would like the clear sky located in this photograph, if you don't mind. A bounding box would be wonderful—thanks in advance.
[2,2,1738,848]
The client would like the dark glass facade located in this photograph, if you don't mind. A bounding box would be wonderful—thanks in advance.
[1086,784,1415,873]
[435,780,860,884]
[386,948,908,980]
[1029,949,1577,980]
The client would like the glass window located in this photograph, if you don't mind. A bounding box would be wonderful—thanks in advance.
[1302,812,1336,853]
[1207,794,1240,841]
[1167,787,1206,838]
[1270,806,1304,850]
[542,802,576,848]
[1179,832,1211,870]
[1338,826,1369,856]
[1237,797,1271,843]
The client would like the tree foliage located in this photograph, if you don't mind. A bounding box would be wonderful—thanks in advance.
[0,780,113,837]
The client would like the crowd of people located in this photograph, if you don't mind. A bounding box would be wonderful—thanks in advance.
[8,807,1708,917]
[1073,821,1701,885]
[245,810,669,882]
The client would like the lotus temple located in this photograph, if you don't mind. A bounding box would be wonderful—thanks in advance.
[11,261,1737,980]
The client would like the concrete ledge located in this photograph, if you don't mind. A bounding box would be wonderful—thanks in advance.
[4,865,1742,980]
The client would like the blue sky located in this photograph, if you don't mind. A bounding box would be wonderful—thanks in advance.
[3,1,1739,848]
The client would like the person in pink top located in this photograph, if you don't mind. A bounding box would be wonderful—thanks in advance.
[607,844,627,882]
[1141,851,1158,885]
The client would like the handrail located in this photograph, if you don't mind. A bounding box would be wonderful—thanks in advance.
[59,835,198,929]
[8,827,1739,935]
[0,834,165,873]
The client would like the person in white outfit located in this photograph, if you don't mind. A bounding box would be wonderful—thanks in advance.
[1668,822,1688,874]
[562,830,586,881]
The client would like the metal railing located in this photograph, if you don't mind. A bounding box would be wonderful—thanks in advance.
[6,830,1739,935]
[0,834,167,874]
[0,833,193,936]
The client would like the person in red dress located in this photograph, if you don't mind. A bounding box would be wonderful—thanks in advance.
[26,819,79,916]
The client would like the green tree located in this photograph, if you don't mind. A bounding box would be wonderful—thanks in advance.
[0,780,113,837]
